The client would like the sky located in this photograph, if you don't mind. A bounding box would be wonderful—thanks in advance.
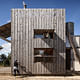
[0,0,80,55]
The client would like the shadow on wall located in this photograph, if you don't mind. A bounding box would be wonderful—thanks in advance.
[18,32,66,75]
[35,32,66,74]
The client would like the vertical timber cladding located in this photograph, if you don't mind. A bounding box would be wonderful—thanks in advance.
[11,8,66,75]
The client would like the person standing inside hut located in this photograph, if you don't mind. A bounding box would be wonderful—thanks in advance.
[14,60,20,76]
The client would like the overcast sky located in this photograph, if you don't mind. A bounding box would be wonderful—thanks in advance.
[0,0,80,55]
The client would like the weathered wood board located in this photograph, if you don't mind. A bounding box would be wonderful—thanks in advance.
[11,8,66,75]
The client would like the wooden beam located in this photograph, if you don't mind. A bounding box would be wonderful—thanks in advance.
[0,36,11,43]
[0,22,11,38]
[0,46,3,49]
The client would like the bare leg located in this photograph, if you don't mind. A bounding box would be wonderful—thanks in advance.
[17,69,20,75]
[14,69,16,76]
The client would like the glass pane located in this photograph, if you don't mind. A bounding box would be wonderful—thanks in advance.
[34,29,54,39]
[34,34,44,38]
[34,48,53,56]
[39,50,44,55]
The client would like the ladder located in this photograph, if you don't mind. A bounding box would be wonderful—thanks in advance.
[67,31,80,63]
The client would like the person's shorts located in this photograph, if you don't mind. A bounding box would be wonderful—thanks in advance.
[13,66,18,70]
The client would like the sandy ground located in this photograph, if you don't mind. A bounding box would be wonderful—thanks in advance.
[0,76,80,80]
[0,67,80,80]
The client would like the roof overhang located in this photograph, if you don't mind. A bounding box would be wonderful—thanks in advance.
[0,46,3,49]
[0,22,11,43]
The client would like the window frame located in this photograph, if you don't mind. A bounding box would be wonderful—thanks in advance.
[34,29,54,39]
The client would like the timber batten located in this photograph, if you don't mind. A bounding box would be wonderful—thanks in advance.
[11,9,66,75]
[0,22,11,38]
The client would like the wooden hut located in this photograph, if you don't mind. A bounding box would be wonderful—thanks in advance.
[11,8,66,75]
[0,10,80,75]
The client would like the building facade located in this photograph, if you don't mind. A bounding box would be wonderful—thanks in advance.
[11,8,66,75]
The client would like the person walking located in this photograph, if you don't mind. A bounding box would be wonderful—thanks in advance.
[13,60,19,76]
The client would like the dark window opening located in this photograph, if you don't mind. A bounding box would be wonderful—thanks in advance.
[34,48,55,63]
[34,29,54,39]
[34,48,53,57]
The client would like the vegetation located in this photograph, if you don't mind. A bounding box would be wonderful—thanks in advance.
[0,53,11,67]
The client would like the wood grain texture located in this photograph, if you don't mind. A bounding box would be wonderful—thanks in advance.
[11,9,66,75]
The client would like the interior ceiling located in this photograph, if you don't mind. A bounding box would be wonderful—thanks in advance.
[0,22,11,38]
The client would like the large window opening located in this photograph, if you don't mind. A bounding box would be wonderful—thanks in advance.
[34,29,54,39]
[34,48,55,63]
[34,48,53,57]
